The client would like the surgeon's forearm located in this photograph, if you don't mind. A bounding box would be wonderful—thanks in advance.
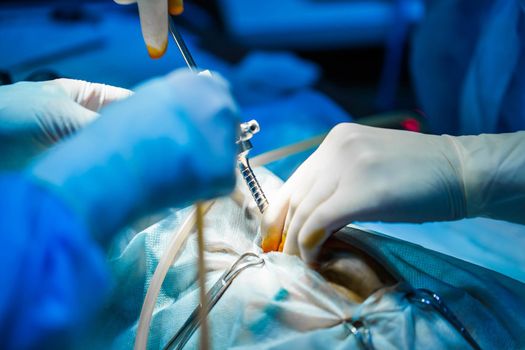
[0,174,109,348]
[27,70,238,244]
[451,131,525,224]
[27,130,160,244]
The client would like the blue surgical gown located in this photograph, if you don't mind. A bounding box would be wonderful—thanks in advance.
[0,174,109,349]
[411,0,525,135]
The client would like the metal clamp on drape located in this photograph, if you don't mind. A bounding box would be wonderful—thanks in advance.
[163,252,265,350]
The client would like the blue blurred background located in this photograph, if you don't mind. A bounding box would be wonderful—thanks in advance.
[0,1,425,120]
[0,0,426,176]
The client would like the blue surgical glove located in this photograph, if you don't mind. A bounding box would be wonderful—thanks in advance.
[0,174,109,350]
[29,69,238,242]
[0,79,132,169]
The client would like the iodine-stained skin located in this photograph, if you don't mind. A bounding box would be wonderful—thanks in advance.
[261,213,395,301]
[316,235,397,302]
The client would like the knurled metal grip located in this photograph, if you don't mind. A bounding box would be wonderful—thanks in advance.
[236,120,269,214]
[237,155,269,213]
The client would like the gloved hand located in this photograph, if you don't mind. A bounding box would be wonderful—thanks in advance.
[261,123,525,263]
[0,79,132,169]
[114,0,184,58]
[29,69,238,242]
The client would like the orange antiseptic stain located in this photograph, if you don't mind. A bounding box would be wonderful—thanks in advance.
[168,0,184,15]
[261,226,283,253]
[278,232,287,252]
[146,39,168,59]
[261,236,279,253]
[302,229,325,250]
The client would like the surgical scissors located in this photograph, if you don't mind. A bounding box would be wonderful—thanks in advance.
[163,252,265,350]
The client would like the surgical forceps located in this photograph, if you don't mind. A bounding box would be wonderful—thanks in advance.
[163,252,265,350]
[168,16,269,214]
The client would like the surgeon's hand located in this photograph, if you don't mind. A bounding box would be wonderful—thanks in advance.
[261,123,468,263]
[0,79,132,169]
[114,0,184,58]
[30,69,238,242]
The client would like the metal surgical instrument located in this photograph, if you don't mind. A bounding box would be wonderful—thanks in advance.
[163,252,265,350]
[168,16,269,214]
[168,17,198,72]
[236,120,269,213]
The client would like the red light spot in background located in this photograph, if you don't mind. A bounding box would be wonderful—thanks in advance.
[401,118,421,132]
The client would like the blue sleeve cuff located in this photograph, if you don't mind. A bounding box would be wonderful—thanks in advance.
[0,173,110,349]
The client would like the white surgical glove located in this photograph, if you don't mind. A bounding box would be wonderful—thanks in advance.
[29,69,238,242]
[114,0,184,58]
[0,79,132,169]
[261,123,525,263]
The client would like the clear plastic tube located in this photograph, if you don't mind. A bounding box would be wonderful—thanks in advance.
[134,134,325,350]
[134,201,215,350]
